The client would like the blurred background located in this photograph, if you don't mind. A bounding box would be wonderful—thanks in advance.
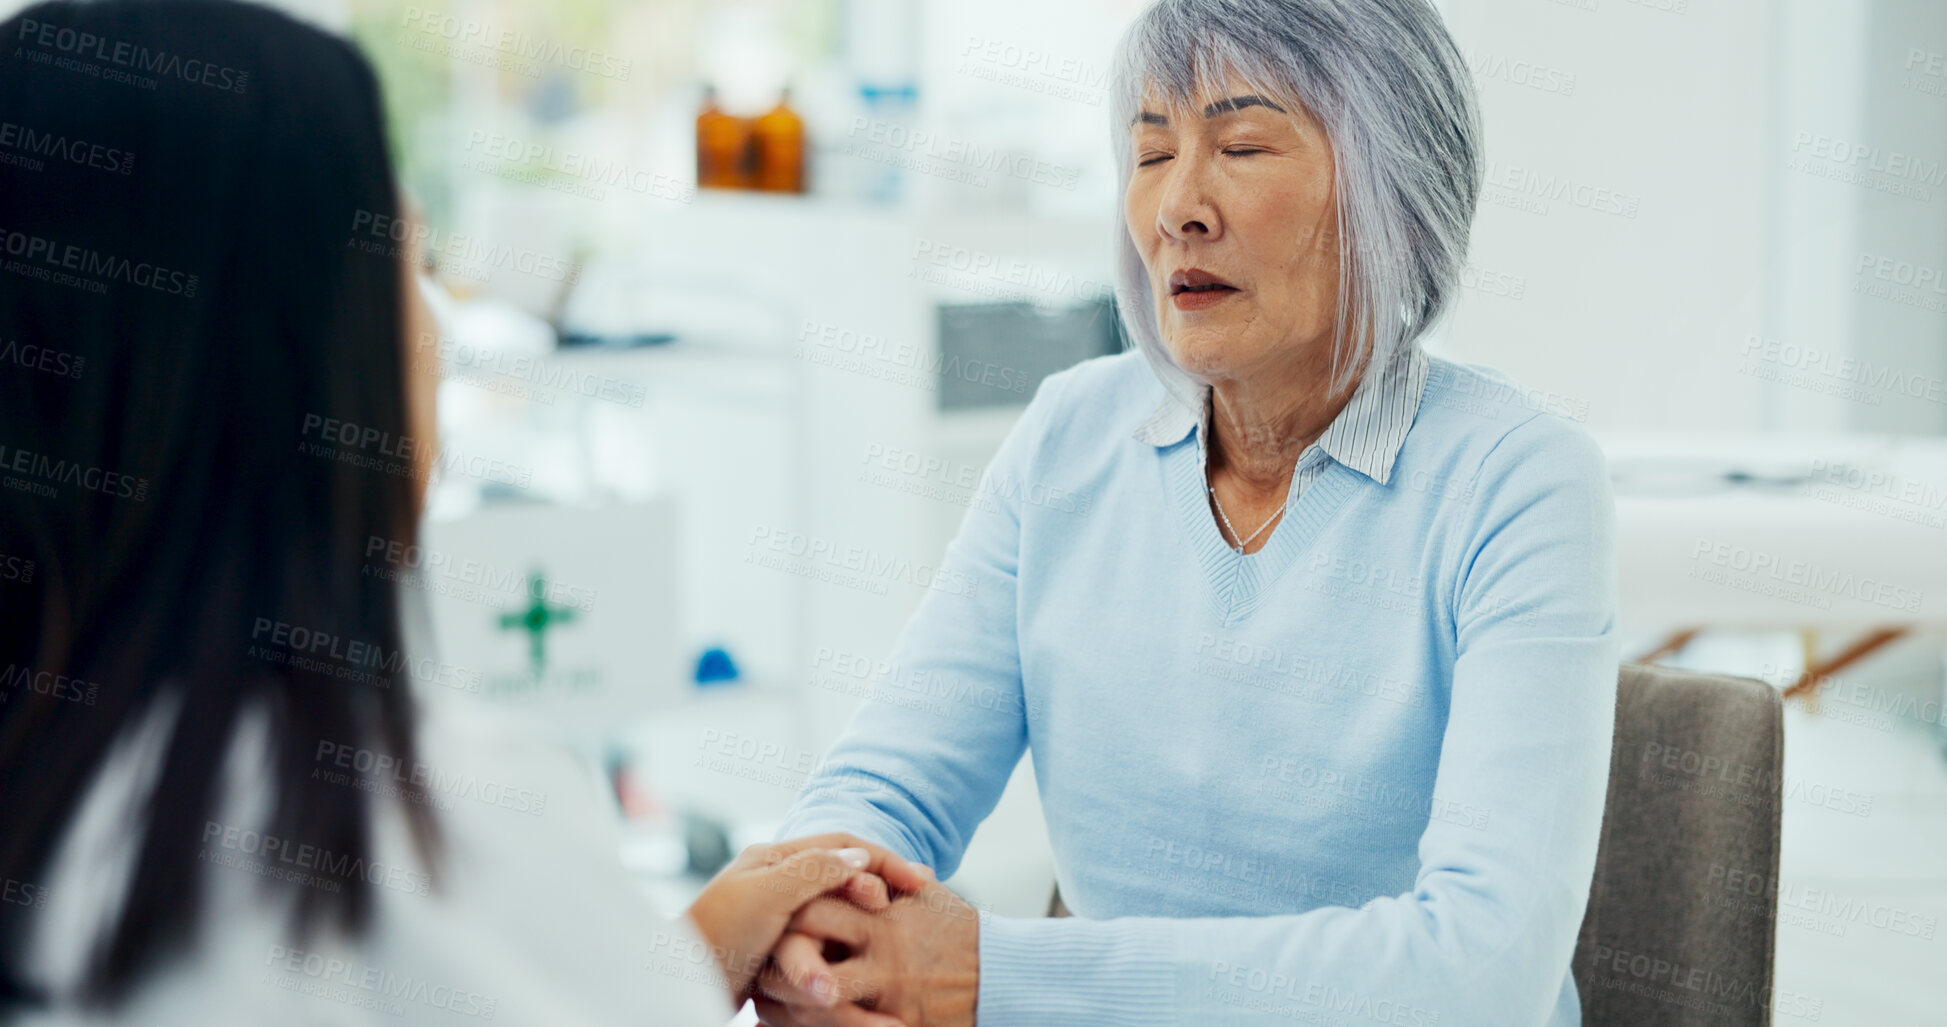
[7,0,1939,1020]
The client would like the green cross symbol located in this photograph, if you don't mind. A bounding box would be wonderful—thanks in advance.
[498,571,577,674]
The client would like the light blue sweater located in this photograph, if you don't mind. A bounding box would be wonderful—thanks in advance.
[777,347,1620,1026]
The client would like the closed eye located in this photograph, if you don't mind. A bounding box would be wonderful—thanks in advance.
[1223,148,1266,157]
[1137,153,1172,167]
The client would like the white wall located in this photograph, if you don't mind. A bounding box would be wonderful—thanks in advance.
[1442,0,1945,436]
[1853,0,1947,434]
[1440,0,1777,431]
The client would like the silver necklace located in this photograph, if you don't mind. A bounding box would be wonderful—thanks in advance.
[1207,484,1285,552]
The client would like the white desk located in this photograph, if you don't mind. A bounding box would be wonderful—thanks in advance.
[1596,431,1947,696]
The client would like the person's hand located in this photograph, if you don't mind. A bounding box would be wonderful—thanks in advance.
[683,834,934,1004]
[753,880,979,1027]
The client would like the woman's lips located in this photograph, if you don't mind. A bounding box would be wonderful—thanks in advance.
[1171,284,1238,311]
[1167,268,1239,311]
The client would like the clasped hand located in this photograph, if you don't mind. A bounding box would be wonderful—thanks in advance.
[684,834,979,1027]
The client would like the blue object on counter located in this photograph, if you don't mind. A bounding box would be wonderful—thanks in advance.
[693,647,741,686]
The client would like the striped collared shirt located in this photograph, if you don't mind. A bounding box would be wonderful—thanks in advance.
[1130,343,1431,502]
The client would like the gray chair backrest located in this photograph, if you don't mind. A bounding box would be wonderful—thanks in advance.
[1576,662,1782,1027]
[1044,663,1784,1026]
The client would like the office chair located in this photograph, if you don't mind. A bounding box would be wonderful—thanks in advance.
[1574,662,1783,1026]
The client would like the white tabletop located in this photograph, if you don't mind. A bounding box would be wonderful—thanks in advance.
[1593,432,1947,630]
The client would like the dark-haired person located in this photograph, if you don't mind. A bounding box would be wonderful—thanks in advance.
[0,2,926,1023]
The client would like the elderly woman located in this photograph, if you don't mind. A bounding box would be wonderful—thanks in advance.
[759,0,1618,1024]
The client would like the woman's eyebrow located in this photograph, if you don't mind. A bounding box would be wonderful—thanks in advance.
[1130,94,1289,127]
[1203,94,1287,117]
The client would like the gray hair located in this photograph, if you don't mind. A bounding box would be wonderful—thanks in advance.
[1109,0,1483,405]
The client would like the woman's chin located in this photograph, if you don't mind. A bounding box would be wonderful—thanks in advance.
[1162,337,1252,381]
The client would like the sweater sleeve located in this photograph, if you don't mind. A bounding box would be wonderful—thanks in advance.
[973,412,1621,1027]
[773,369,1072,877]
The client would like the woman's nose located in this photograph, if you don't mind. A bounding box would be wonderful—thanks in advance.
[1155,160,1220,242]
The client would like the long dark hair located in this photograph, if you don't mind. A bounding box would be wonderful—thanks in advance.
[0,0,438,1010]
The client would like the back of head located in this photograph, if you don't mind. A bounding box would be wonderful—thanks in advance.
[0,0,435,1011]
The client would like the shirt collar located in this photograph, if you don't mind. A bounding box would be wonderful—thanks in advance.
[1132,344,1429,487]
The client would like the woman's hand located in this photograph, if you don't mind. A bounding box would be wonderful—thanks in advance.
[684,834,935,1005]
[754,880,978,1027]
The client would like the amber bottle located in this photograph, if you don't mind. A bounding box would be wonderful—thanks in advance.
[750,87,806,194]
[696,85,752,190]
